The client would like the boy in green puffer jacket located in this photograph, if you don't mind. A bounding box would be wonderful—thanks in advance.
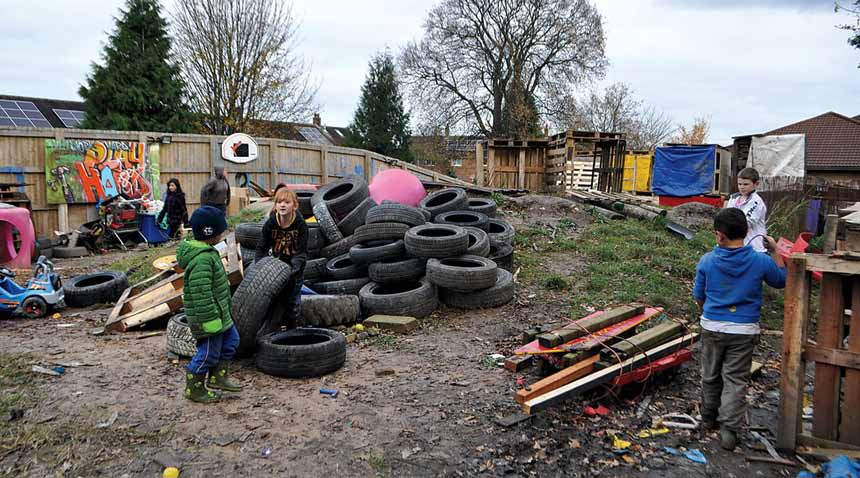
[176,205,242,403]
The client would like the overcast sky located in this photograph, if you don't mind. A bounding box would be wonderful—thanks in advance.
[2,0,858,145]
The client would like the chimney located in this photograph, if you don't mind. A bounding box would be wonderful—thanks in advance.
[312,113,321,126]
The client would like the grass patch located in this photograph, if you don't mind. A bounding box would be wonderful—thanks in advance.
[227,206,267,227]
[368,452,387,475]
[0,352,37,418]
[107,245,177,285]
[368,333,397,349]
[542,274,570,291]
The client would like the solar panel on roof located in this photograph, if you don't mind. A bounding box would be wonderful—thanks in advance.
[53,109,86,128]
[297,126,332,145]
[0,101,51,128]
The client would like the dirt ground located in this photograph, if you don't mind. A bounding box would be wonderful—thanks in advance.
[1,203,801,478]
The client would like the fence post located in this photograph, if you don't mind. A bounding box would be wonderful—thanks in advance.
[475,142,484,187]
[320,146,329,185]
[518,148,526,190]
[53,130,69,232]
[487,141,495,188]
[363,151,371,182]
[778,256,809,450]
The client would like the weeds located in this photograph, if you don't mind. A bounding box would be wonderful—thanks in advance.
[542,274,570,290]
[369,333,397,349]
[368,452,387,474]
[107,245,177,285]
[227,206,267,227]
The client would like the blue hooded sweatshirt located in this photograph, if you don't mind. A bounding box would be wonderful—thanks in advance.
[693,245,786,324]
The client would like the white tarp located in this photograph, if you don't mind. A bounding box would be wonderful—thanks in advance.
[748,134,805,178]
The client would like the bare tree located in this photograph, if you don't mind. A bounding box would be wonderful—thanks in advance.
[400,0,607,137]
[671,117,711,145]
[552,82,674,150]
[172,0,318,135]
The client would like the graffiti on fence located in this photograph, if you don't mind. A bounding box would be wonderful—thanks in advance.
[44,139,160,204]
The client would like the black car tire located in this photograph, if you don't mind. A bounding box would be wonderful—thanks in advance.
[464,227,491,257]
[235,223,264,250]
[439,268,514,309]
[310,277,370,295]
[311,176,370,217]
[295,189,316,218]
[166,313,197,357]
[489,243,514,272]
[419,188,467,220]
[488,219,515,246]
[301,295,360,327]
[303,257,328,282]
[404,224,469,258]
[352,222,410,244]
[320,235,358,258]
[467,198,497,217]
[426,255,498,292]
[256,328,347,378]
[325,253,367,280]
[349,239,405,265]
[231,257,293,356]
[365,203,426,227]
[367,257,427,284]
[358,278,438,319]
[313,201,344,244]
[63,271,129,307]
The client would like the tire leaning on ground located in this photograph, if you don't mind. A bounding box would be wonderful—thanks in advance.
[467,198,497,217]
[63,271,129,307]
[365,203,426,227]
[404,224,469,258]
[464,227,491,257]
[313,202,344,244]
[235,222,264,250]
[300,294,361,327]
[489,243,514,272]
[358,278,438,319]
[367,257,427,284]
[439,268,514,309]
[231,256,294,356]
[166,313,197,357]
[426,255,498,292]
[311,176,370,218]
[336,196,376,236]
[434,210,490,231]
[487,218,516,246]
[419,188,468,220]
[256,328,347,378]
[53,246,89,258]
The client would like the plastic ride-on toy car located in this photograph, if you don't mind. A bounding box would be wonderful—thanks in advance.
[0,256,64,318]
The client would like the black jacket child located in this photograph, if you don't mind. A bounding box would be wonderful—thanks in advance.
[255,211,309,275]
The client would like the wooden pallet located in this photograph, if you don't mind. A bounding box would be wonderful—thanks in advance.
[105,237,244,332]
[778,253,860,450]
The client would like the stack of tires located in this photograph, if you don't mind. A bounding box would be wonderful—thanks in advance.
[229,180,517,356]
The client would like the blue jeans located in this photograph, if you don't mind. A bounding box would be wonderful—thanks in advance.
[187,325,240,375]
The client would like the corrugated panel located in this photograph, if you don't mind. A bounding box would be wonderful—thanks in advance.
[622,153,652,193]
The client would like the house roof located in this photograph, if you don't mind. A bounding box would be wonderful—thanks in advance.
[765,111,860,171]
[0,94,86,128]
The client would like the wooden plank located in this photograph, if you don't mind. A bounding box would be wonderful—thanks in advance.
[609,321,685,357]
[799,253,860,275]
[504,355,533,372]
[475,142,484,187]
[117,296,183,331]
[797,433,860,451]
[842,277,860,444]
[515,355,599,404]
[537,305,645,347]
[517,149,526,190]
[797,447,860,460]
[523,333,699,413]
[804,345,860,370]
[812,273,844,440]
[778,256,810,451]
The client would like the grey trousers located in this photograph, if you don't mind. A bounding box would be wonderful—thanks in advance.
[700,329,759,431]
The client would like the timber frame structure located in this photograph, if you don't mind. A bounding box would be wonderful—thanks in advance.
[778,253,860,452]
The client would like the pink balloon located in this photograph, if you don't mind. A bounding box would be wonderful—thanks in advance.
[369,169,426,207]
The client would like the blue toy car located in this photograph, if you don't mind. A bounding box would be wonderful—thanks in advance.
[0,256,64,318]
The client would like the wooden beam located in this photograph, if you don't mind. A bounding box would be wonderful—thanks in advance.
[523,333,699,413]
[487,146,496,187]
[320,146,329,184]
[518,148,526,190]
[610,321,685,357]
[515,355,598,404]
[475,142,484,187]
[813,273,844,440]
[799,253,860,275]
[804,345,860,370]
[504,354,533,372]
[778,256,810,451]
[842,277,860,444]
[537,305,644,347]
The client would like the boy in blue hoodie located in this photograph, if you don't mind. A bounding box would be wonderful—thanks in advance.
[693,208,786,450]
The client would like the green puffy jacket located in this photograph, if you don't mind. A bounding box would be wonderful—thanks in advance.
[176,239,234,339]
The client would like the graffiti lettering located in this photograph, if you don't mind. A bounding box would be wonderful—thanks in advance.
[44,139,160,205]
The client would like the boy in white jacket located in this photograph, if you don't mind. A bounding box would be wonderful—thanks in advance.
[726,168,767,252]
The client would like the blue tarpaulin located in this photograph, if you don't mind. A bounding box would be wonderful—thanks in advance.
[652,145,715,197]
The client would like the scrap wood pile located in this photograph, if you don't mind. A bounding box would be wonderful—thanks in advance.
[506,304,699,414]
[231,175,517,329]
[566,191,666,221]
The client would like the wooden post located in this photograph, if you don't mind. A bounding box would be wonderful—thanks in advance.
[53,130,69,232]
[271,141,281,189]
[518,148,526,190]
[320,146,329,185]
[363,151,372,182]
[822,214,838,254]
[778,256,810,451]
[475,142,484,187]
[841,278,860,444]
[813,273,845,440]
[487,142,496,188]
[209,136,218,173]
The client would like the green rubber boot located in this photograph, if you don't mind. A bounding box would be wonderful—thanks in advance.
[185,372,221,403]
[207,362,243,392]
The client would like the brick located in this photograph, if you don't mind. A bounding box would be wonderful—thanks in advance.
[364,315,419,333]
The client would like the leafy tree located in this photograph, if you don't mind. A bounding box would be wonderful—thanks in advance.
[837,1,860,64]
[346,52,412,161]
[671,117,711,145]
[498,71,541,138]
[173,0,318,135]
[79,0,193,132]
[400,0,606,137]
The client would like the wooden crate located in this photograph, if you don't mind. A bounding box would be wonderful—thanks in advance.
[778,253,860,451]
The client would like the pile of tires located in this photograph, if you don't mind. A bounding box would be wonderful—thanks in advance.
[228,181,516,377]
